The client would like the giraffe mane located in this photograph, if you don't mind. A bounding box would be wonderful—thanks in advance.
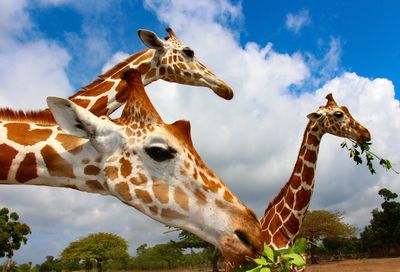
[0,108,56,124]
[69,50,148,100]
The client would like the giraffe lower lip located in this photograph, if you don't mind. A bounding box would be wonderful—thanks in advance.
[213,87,234,100]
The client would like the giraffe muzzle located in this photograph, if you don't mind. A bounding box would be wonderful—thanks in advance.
[213,81,234,100]
[219,207,263,265]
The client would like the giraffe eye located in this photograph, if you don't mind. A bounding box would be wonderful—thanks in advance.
[182,47,194,58]
[145,146,176,162]
[334,111,344,118]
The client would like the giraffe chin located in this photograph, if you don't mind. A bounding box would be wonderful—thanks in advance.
[219,234,260,266]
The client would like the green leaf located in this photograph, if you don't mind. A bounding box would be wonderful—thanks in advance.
[246,264,262,272]
[263,243,274,261]
[254,256,268,266]
[260,267,271,272]
[292,238,307,254]
[283,253,306,267]
[274,248,288,256]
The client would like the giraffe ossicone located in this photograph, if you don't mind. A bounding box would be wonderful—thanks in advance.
[261,93,371,250]
[0,69,261,265]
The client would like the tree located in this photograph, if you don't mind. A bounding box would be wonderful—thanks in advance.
[175,230,221,272]
[360,188,400,256]
[0,208,31,272]
[132,241,183,270]
[299,210,356,263]
[39,256,62,272]
[61,232,129,272]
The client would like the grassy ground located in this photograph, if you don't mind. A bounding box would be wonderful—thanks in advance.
[305,257,400,272]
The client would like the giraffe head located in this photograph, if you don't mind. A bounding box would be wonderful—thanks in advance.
[137,28,234,99]
[47,69,261,265]
[307,93,371,143]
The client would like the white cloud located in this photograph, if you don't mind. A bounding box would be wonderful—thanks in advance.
[1,0,400,266]
[144,0,242,28]
[0,40,72,109]
[286,9,311,34]
[0,0,30,46]
[303,36,342,90]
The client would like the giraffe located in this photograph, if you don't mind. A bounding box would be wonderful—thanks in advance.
[260,93,371,250]
[0,69,262,265]
[225,93,371,271]
[17,27,233,121]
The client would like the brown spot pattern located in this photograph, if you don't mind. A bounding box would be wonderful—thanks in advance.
[294,189,312,210]
[5,123,52,146]
[138,173,148,184]
[301,165,314,184]
[86,180,104,191]
[290,175,301,188]
[200,172,219,193]
[80,81,114,97]
[115,80,128,103]
[195,189,207,204]
[307,134,319,146]
[223,190,234,203]
[89,96,109,116]
[135,189,152,203]
[115,182,132,201]
[119,158,132,178]
[72,98,91,108]
[149,206,158,215]
[304,149,317,162]
[153,179,169,204]
[0,144,18,180]
[285,213,300,234]
[41,145,75,178]
[174,186,189,210]
[161,208,185,220]
[104,166,118,180]
[15,153,37,183]
[84,165,100,176]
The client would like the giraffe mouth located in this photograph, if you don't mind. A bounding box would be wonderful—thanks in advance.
[213,85,234,100]
[235,230,263,256]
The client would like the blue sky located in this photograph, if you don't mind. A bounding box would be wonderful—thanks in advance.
[25,0,400,97]
[1,0,400,265]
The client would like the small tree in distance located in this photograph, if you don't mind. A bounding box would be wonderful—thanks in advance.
[61,232,129,272]
[360,188,400,256]
[0,208,31,272]
[299,210,356,263]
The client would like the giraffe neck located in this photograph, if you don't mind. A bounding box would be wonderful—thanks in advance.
[0,120,109,194]
[261,121,324,249]
[69,49,158,116]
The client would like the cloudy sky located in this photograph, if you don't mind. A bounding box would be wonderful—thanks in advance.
[1,0,400,264]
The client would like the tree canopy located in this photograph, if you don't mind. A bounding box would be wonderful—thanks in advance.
[361,188,400,256]
[60,232,128,272]
[299,210,356,263]
[0,208,31,272]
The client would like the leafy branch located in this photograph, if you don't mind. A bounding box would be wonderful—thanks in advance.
[340,140,399,175]
[234,238,307,272]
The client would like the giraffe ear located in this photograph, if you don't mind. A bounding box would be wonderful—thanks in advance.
[307,112,324,121]
[47,97,122,153]
[138,29,166,50]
